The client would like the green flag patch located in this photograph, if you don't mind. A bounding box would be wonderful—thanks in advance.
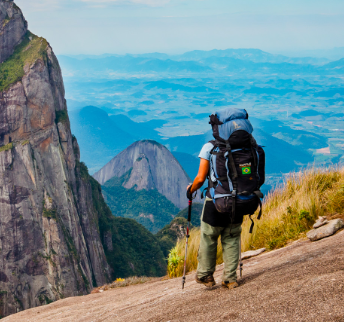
[242,167,251,175]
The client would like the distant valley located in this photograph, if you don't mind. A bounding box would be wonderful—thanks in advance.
[62,48,344,183]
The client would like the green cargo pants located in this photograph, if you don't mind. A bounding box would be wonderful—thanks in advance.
[197,198,242,283]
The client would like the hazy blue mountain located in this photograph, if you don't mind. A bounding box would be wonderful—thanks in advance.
[109,114,165,141]
[69,106,136,173]
[250,117,328,150]
[59,55,212,74]
[172,152,200,180]
[320,58,344,71]
[144,119,168,129]
[58,51,333,79]
[165,132,212,156]
[279,47,344,61]
[290,110,324,118]
[254,128,313,173]
[175,48,327,65]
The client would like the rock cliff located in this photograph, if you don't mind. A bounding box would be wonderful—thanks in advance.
[0,1,112,317]
[0,0,27,64]
[93,140,200,209]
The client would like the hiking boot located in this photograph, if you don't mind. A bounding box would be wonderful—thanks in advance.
[195,275,216,288]
[222,281,238,289]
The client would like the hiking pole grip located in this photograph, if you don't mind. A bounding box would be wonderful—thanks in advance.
[186,183,193,222]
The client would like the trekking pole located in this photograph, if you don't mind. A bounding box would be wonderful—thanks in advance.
[239,234,243,278]
[182,184,196,290]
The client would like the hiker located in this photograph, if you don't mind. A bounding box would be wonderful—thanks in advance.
[186,108,265,289]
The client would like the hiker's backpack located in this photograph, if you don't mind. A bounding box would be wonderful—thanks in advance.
[207,108,265,232]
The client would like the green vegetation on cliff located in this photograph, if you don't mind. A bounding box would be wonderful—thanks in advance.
[156,203,203,257]
[0,31,48,92]
[101,172,180,233]
[156,217,190,257]
[79,164,167,279]
[0,143,13,153]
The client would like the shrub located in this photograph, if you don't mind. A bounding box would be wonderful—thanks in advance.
[167,247,182,278]
[55,110,69,125]
[168,167,344,277]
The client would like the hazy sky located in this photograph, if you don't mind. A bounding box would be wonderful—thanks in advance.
[15,0,344,55]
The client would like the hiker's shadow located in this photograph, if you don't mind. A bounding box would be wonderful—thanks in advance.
[201,272,268,292]
[203,285,222,291]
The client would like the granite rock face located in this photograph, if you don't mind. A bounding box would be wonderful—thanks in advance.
[307,219,344,241]
[0,1,111,317]
[0,0,27,63]
[93,140,201,209]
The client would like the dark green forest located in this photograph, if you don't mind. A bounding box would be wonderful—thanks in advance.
[101,172,180,233]
[79,161,167,279]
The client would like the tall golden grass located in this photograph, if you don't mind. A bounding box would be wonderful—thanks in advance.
[168,167,344,277]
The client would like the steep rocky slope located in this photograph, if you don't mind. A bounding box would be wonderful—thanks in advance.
[93,140,200,209]
[0,0,27,64]
[4,230,344,322]
[0,1,114,316]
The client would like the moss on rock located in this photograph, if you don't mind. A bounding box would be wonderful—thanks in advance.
[0,143,13,153]
[0,31,48,92]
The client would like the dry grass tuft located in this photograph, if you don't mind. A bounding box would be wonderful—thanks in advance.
[168,167,344,277]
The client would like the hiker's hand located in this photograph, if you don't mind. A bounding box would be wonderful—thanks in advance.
[186,184,193,200]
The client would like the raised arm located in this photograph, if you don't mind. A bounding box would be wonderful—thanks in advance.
[188,158,209,194]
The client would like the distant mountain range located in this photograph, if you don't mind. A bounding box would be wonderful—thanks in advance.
[174,48,329,65]
[59,48,344,77]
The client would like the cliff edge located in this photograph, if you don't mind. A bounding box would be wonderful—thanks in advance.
[0,1,112,317]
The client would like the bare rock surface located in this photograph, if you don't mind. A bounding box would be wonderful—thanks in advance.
[307,218,344,241]
[93,140,201,209]
[4,230,344,322]
[241,248,266,260]
[0,1,111,316]
[0,0,27,63]
[313,216,329,229]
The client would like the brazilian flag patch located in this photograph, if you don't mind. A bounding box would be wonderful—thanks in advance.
[242,167,251,175]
